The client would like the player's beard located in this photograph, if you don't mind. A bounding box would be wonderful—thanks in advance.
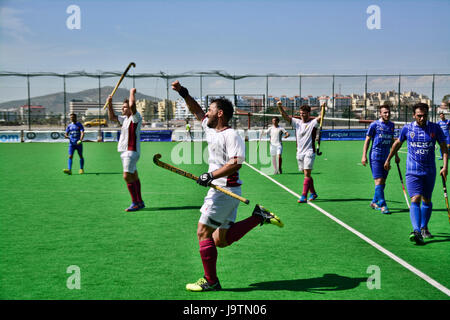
[207,116,218,128]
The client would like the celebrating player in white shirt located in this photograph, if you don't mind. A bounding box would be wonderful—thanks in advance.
[106,88,145,212]
[171,80,283,292]
[277,101,320,203]
[264,117,289,174]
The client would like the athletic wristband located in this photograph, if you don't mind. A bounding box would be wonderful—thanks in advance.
[178,86,189,98]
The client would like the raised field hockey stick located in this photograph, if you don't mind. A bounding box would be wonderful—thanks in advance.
[440,166,450,224]
[153,154,250,204]
[102,62,136,110]
[316,103,326,156]
[396,161,410,209]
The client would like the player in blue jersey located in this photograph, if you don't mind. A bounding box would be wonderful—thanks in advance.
[437,112,450,160]
[63,113,85,175]
[384,103,448,245]
[362,105,400,214]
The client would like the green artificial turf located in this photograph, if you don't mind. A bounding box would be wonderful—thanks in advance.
[0,141,449,300]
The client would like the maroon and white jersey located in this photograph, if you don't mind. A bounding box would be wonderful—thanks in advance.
[118,112,142,154]
[202,117,245,187]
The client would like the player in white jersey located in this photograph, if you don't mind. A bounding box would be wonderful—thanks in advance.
[264,117,290,174]
[277,101,320,203]
[171,80,282,292]
[106,88,145,212]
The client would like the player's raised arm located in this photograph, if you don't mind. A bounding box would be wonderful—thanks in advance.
[106,95,119,123]
[129,88,137,115]
[276,101,291,124]
[172,80,205,121]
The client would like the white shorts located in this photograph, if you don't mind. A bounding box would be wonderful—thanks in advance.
[270,144,283,156]
[199,186,241,229]
[120,151,140,173]
[297,151,315,171]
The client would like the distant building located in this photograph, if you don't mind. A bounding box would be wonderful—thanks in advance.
[136,99,158,123]
[0,108,19,122]
[158,99,176,121]
[70,101,122,117]
[19,105,46,121]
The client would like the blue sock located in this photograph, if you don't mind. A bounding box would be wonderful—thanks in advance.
[420,202,432,229]
[378,184,387,207]
[68,158,73,170]
[80,158,84,170]
[410,202,421,232]
[374,185,383,205]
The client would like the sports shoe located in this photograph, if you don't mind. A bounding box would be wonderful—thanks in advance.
[421,227,433,239]
[252,204,284,227]
[186,277,222,292]
[125,203,140,212]
[308,193,318,201]
[63,169,72,175]
[380,206,391,214]
[79,169,84,174]
[298,195,307,203]
[439,157,443,160]
[370,202,379,210]
[138,201,145,209]
[409,230,425,245]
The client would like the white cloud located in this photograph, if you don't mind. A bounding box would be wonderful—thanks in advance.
[0,7,32,43]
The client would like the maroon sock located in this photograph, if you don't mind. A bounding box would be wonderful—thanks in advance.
[302,177,311,196]
[134,179,142,203]
[278,157,282,173]
[199,238,218,284]
[225,216,261,246]
[309,177,316,194]
[127,183,139,204]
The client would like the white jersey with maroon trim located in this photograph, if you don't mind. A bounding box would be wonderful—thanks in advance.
[266,125,287,147]
[292,117,319,157]
[202,117,245,187]
[118,112,142,154]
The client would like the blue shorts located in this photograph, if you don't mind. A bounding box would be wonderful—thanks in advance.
[405,173,436,199]
[370,159,388,180]
[68,143,83,157]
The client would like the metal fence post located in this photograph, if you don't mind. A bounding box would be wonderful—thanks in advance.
[26,74,31,130]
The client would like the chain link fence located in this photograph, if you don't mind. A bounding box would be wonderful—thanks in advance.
[0,71,449,131]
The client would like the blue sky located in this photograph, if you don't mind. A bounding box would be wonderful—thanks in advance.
[0,0,449,101]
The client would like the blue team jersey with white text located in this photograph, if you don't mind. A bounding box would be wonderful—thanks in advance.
[366,119,395,161]
[399,121,445,175]
[438,119,450,137]
[66,122,84,145]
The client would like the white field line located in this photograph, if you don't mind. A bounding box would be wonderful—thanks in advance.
[243,161,450,297]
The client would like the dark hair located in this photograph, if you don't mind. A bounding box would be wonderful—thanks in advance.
[300,105,311,113]
[272,116,279,122]
[379,104,391,112]
[123,98,129,104]
[70,113,77,118]
[210,98,234,121]
[413,102,429,114]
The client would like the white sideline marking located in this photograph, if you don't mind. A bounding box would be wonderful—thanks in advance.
[243,161,450,297]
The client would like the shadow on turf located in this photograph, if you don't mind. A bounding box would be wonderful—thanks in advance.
[141,206,202,212]
[222,273,367,294]
[83,172,122,175]
[424,233,450,245]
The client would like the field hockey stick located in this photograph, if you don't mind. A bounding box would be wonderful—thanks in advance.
[103,62,136,110]
[153,154,250,204]
[316,103,326,156]
[396,161,410,209]
[440,166,450,224]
